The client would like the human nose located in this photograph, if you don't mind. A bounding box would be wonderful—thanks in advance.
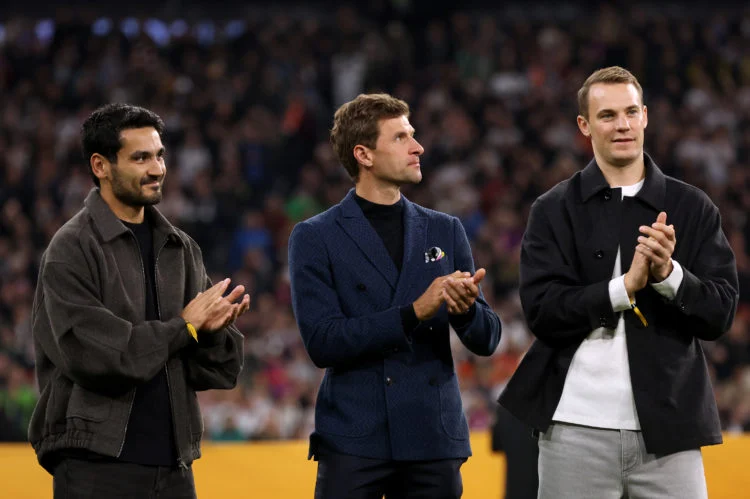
[411,137,425,156]
[147,158,165,177]
[615,114,631,130]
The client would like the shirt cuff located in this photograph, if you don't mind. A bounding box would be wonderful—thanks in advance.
[650,259,683,300]
[609,275,632,312]
[449,302,476,330]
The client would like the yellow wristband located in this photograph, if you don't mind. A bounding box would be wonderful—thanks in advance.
[630,301,648,327]
[186,321,198,342]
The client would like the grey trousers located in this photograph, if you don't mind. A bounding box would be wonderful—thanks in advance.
[537,422,707,499]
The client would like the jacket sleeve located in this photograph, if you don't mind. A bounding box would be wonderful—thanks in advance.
[519,198,617,347]
[670,201,738,341]
[33,251,193,396]
[288,221,413,369]
[449,216,501,356]
[184,265,244,391]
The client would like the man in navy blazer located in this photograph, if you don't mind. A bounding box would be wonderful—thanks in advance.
[289,93,501,498]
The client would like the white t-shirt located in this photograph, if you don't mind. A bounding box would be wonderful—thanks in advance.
[552,180,684,430]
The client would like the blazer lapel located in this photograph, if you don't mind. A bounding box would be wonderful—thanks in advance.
[337,190,399,289]
[393,197,427,305]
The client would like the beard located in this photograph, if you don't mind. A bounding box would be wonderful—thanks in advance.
[110,170,163,207]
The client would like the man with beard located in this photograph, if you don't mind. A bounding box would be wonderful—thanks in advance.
[29,103,249,498]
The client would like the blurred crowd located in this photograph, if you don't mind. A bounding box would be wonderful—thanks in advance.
[1,2,750,443]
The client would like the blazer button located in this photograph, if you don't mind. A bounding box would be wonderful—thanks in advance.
[385,377,393,386]
[599,316,607,327]
[594,250,604,259]
[603,189,612,201]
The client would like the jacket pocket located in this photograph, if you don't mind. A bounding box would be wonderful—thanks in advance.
[188,390,204,437]
[438,373,469,440]
[66,385,112,422]
[30,372,72,439]
[316,370,379,437]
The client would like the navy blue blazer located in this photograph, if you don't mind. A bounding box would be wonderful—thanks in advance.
[289,189,501,461]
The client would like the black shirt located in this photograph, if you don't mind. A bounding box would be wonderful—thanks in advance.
[354,194,420,332]
[354,194,406,270]
[118,215,177,466]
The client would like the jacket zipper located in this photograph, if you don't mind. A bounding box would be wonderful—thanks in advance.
[155,236,187,471]
[165,367,189,473]
[117,231,145,457]
[116,391,136,458]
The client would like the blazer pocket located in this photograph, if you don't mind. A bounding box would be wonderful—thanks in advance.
[438,373,470,440]
[66,385,112,422]
[316,371,379,437]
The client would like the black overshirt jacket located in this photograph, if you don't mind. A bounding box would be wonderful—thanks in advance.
[499,153,738,455]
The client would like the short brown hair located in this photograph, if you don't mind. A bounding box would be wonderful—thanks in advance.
[330,93,410,181]
[577,66,644,120]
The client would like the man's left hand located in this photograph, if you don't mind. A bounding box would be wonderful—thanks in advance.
[443,268,486,315]
[637,211,676,282]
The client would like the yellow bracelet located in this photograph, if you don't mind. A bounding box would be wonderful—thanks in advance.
[186,321,198,342]
[630,301,648,327]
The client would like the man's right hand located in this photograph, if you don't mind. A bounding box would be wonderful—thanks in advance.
[413,271,469,321]
[181,278,251,332]
[623,247,650,301]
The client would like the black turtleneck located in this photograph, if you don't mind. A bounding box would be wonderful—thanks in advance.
[354,194,405,270]
[354,194,420,333]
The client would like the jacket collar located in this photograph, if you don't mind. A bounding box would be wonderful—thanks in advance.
[84,188,183,244]
[340,188,366,218]
[580,152,666,210]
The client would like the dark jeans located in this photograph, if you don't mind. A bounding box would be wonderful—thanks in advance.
[314,451,466,499]
[53,458,196,499]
